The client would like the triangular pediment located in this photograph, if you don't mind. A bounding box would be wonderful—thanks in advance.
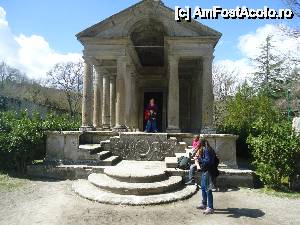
[77,0,221,43]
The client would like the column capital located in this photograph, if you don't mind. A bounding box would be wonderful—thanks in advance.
[117,56,127,64]
[127,64,137,78]
[202,55,214,62]
[82,56,94,65]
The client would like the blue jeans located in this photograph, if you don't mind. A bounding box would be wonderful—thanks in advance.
[145,119,157,132]
[188,164,197,181]
[201,171,213,209]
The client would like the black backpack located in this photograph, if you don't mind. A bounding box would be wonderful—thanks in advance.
[177,156,191,170]
[209,149,220,178]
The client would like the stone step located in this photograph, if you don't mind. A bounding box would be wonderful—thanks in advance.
[104,167,167,183]
[165,157,177,168]
[175,152,189,158]
[177,142,187,153]
[88,173,183,195]
[72,179,197,205]
[97,151,112,160]
[98,155,121,166]
[165,156,195,169]
[79,144,102,154]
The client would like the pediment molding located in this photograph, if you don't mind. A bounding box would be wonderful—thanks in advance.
[77,0,221,46]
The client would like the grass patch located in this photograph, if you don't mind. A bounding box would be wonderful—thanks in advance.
[259,187,300,199]
[0,172,26,192]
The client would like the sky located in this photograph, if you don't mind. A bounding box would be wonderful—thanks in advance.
[0,0,299,81]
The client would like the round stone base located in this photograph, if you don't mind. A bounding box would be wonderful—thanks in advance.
[72,179,197,205]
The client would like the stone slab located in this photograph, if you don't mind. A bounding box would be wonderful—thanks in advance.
[100,155,121,166]
[107,132,178,161]
[104,166,167,183]
[72,179,197,205]
[79,144,102,154]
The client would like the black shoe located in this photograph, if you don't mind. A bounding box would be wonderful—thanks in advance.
[185,180,195,185]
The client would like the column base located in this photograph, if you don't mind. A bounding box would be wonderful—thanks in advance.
[79,126,95,131]
[166,127,181,133]
[112,124,128,132]
[102,124,111,131]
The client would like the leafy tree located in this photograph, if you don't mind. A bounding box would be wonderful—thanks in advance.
[46,61,83,116]
[219,83,277,157]
[251,36,287,98]
[248,117,300,188]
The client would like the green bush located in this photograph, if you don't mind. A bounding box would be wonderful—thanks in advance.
[218,84,277,158]
[247,117,300,188]
[0,111,80,172]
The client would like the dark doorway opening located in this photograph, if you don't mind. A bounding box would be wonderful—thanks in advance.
[143,92,163,132]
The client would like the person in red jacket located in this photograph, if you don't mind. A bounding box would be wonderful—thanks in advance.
[144,98,158,132]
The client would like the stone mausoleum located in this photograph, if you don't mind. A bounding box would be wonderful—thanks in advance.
[78,0,221,133]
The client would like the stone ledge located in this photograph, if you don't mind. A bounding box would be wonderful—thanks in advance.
[72,179,197,206]
[27,164,106,180]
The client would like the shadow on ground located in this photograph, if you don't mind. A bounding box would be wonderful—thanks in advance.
[214,208,265,218]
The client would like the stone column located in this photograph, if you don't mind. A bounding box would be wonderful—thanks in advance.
[114,57,127,131]
[80,60,94,131]
[93,66,102,130]
[201,55,215,133]
[110,74,116,128]
[102,69,111,130]
[167,56,181,133]
[130,70,139,131]
[125,65,134,131]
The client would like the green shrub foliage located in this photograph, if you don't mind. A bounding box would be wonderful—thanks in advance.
[218,84,277,157]
[247,117,300,188]
[0,111,80,172]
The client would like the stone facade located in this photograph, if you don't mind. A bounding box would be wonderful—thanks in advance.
[77,0,221,133]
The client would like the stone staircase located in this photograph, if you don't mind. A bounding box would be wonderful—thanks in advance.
[72,164,197,205]
[78,143,121,166]
[165,144,193,169]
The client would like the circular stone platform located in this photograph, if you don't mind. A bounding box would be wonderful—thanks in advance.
[88,173,183,195]
[104,167,167,183]
[72,179,197,206]
[72,160,198,205]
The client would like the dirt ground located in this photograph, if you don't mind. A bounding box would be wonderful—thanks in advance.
[0,179,299,225]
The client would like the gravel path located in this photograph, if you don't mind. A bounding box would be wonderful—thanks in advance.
[0,179,299,225]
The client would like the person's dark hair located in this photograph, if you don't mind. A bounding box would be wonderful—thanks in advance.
[201,138,213,151]
[200,138,206,147]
